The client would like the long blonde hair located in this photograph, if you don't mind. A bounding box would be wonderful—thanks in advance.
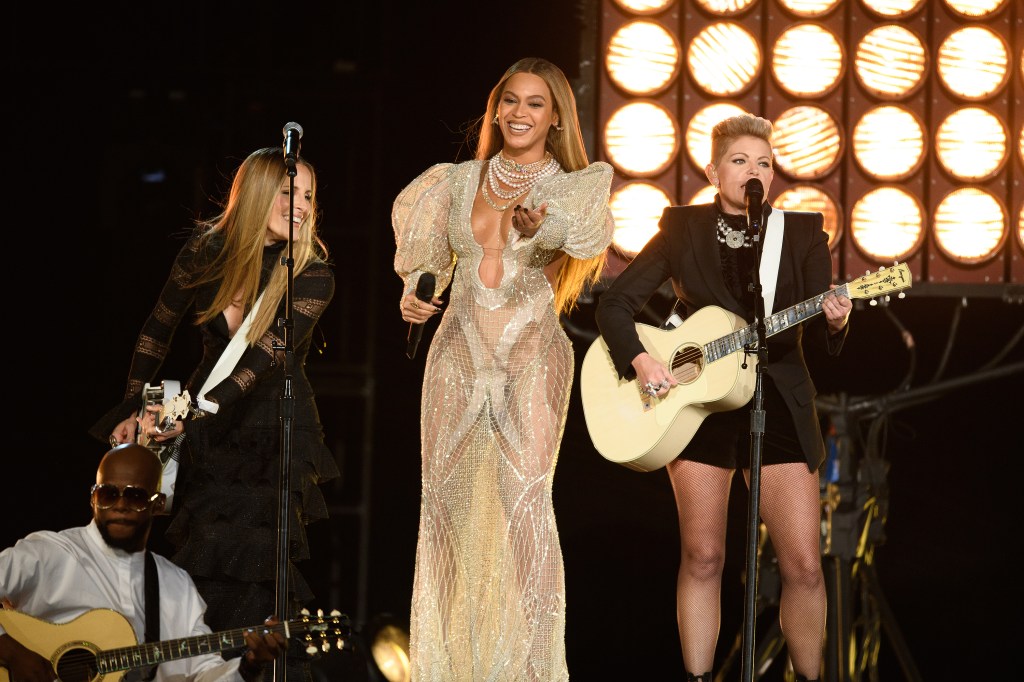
[190,147,329,344]
[475,57,606,316]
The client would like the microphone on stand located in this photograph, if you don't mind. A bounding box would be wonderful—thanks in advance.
[406,273,437,360]
[744,178,764,234]
[282,122,303,168]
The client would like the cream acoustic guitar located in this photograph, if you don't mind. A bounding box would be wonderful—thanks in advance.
[581,263,912,472]
[0,607,348,682]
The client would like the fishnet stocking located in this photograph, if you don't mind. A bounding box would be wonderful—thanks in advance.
[667,460,825,678]
[666,458,734,674]
[746,463,825,678]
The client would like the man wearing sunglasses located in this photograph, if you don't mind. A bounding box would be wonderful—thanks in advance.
[0,443,286,681]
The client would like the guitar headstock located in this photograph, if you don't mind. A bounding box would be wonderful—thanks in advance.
[293,608,351,655]
[844,262,912,304]
[159,391,193,430]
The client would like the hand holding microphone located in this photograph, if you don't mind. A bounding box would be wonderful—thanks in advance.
[404,273,440,359]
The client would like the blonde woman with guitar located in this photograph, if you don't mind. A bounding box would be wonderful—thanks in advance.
[594,113,853,682]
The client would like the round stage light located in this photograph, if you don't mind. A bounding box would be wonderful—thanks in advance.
[603,101,679,176]
[693,0,757,16]
[852,105,925,180]
[689,185,718,206]
[854,24,927,99]
[933,187,1006,264]
[860,0,927,18]
[612,0,676,13]
[775,185,842,249]
[684,102,747,170]
[943,0,1008,18]
[850,187,924,262]
[935,107,1007,181]
[936,26,1009,100]
[771,23,844,97]
[772,106,842,180]
[777,0,842,18]
[687,22,760,96]
[609,182,672,255]
[606,21,680,96]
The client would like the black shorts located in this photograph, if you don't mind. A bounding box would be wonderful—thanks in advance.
[680,373,804,469]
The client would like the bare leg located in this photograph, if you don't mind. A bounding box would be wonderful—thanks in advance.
[666,458,734,674]
[745,462,825,678]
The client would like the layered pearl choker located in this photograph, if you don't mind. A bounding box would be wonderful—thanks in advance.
[481,152,561,211]
[716,214,754,249]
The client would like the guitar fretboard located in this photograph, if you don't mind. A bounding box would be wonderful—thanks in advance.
[97,622,297,673]
[702,283,849,364]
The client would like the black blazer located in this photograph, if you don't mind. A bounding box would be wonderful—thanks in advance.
[595,202,848,470]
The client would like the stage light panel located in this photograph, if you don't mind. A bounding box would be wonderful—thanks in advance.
[936,26,1009,100]
[850,187,924,262]
[603,101,679,176]
[943,0,1008,18]
[932,187,1006,264]
[854,24,927,99]
[775,185,842,249]
[772,106,842,180]
[860,0,927,18]
[935,107,1007,181]
[693,0,756,14]
[689,185,718,205]
[609,181,672,255]
[687,22,760,96]
[606,20,680,95]
[776,0,842,18]
[683,102,747,170]
[613,0,675,12]
[771,23,844,97]
[852,105,925,180]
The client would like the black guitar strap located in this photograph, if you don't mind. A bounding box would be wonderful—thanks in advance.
[143,551,160,681]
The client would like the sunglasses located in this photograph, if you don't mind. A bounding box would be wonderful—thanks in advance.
[90,483,162,512]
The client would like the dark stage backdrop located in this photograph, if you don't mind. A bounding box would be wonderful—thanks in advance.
[5,2,1022,679]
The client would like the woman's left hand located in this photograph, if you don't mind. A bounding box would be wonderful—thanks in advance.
[823,285,852,333]
[511,202,548,238]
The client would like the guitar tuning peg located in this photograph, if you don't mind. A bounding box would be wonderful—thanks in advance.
[300,608,310,616]
[865,269,871,275]
[316,609,324,617]
[321,641,331,653]
[336,639,345,650]
[898,292,905,299]
[869,299,878,306]
[329,609,342,617]
[884,295,890,302]
[306,644,318,656]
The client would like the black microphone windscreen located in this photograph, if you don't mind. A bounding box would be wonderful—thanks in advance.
[744,179,764,200]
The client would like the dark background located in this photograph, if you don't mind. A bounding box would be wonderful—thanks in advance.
[4,2,1023,679]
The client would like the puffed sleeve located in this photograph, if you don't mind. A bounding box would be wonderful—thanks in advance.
[513,160,614,258]
[392,162,459,299]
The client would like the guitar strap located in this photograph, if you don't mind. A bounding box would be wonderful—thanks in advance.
[158,291,267,512]
[196,290,267,413]
[143,551,160,681]
[758,209,785,317]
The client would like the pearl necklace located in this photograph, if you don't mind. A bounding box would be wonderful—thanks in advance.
[481,152,561,211]
[716,214,753,249]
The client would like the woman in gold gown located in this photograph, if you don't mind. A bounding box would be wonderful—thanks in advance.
[392,57,614,681]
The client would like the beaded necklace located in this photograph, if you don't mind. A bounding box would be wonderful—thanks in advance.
[481,152,561,211]
[716,214,754,249]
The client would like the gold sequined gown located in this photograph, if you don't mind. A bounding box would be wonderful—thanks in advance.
[393,159,614,681]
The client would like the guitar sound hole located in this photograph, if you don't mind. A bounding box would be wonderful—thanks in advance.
[671,344,703,385]
[55,648,99,682]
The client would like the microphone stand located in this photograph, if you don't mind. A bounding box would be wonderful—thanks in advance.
[273,143,299,682]
[740,191,767,682]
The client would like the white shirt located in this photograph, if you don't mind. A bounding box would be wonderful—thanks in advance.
[0,521,247,682]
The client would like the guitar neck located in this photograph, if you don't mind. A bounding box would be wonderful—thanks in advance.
[96,621,298,674]
[702,283,848,363]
